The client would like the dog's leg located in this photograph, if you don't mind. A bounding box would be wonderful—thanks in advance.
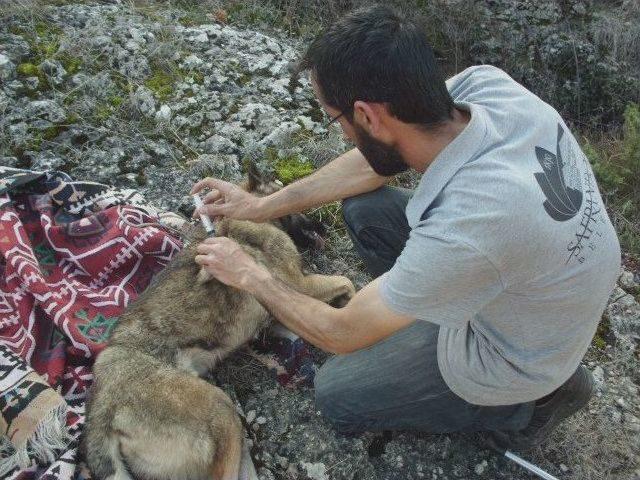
[175,347,225,377]
[210,415,242,480]
[298,274,356,307]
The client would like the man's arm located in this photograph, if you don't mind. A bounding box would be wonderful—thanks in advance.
[259,147,389,220]
[191,147,390,222]
[248,272,415,354]
[195,237,414,354]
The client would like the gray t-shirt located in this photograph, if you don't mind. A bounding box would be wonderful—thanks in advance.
[380,65,621,406]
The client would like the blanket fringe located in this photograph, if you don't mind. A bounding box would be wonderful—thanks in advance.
[0,404,71,477]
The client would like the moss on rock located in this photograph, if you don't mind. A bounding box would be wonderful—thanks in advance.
[144,70,175,100]
[17,62,39,76]
[265,148,315,185]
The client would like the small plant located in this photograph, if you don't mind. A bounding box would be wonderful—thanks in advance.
[178,13,202,27]
[59,54,81,75]
[622,103,640,177]
[34,21,62,38]
[192,71,205,85]
[235,72,252,86]
[587,103,640,256]
[591,315,612,351]
[310,201,343,229]
[584,141,623,196]
[16,62,51,91]
[94,104,113,122]
[108,95,124,108]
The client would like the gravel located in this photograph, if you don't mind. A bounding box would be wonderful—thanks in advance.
[1,2,638,479]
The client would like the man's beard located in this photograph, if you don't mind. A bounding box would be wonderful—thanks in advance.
[353,123,409,176]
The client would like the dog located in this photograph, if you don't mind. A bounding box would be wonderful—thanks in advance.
[83,181,355,480]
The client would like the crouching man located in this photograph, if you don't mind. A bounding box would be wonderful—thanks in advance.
[192,5,621,450]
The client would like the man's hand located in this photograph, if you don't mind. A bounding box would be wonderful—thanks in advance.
[194,237,271,290]
[190,177,265,222]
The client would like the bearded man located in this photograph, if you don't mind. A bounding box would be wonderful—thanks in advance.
[192,5,621,450]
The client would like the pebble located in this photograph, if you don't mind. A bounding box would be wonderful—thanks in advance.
[193,32,209,43]
[183,54,204,68]
[274,454,288,469]
[0,53,16,80]
[245,410,256,424]
[592,365,605,390]
[612,409,622,423]
[155,104,172,122]
[300,462,328,480]
[474,460,488,475]
[1,5,638,479]
[619,270,639,291]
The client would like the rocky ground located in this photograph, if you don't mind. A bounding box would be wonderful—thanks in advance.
[1,1,639,479]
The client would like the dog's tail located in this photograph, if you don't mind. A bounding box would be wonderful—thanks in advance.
[105,435,134,480]
[84,430,132,480]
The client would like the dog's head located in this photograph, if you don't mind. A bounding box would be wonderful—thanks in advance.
[245,165,326,251]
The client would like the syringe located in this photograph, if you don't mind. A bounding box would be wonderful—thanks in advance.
[192,194,216,236]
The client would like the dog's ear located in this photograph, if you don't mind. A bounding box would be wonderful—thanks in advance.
[196,267,214,285]
[284,214,327,251]
[244,162,282,196]
[246,161,262,193]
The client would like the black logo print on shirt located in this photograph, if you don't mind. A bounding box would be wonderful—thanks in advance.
[534,124,607,264]
[534,124,583,221]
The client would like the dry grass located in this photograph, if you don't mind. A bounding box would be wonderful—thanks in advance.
[591,2,640,75]
[0,0,41,21]
[536,402,638,479]
[297,127,348,168]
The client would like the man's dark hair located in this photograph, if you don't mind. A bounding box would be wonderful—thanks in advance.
[299,5,454,128]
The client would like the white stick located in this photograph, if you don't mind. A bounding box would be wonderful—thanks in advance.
[192,194,215,235]
[504,450,560,480]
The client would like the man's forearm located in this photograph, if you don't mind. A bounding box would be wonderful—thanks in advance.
[245,270,346,353]
[258,147,389,220]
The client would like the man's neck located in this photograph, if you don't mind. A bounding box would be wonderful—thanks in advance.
[396,108,471,173]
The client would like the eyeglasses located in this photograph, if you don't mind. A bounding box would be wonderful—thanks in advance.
[325,106,353,128]
[326,111,346,127]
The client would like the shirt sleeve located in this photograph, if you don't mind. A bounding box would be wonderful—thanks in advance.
[379,228,504,329]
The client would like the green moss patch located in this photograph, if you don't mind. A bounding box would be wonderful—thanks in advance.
[94,104,112,122]
[145,70,174,100]
[144,61,193,101]
[59,54,81,75]
[591,315,612,351]
[235,72,252,87]
[108,95,124,108]
[16,62,50,91]
[265,148,315,185]
[17,62,39,76]
[12,20,83,91]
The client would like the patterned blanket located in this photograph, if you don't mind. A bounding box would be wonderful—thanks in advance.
[0,167,315,479]
[0,167,184,479]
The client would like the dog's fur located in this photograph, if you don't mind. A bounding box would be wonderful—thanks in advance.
[83,192,355,480]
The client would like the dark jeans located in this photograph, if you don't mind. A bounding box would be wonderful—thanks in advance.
[314,186,534,434]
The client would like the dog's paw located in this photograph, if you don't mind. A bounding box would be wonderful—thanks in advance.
[329,277,356,308]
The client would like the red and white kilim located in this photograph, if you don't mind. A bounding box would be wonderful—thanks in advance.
[0,168,184,479]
